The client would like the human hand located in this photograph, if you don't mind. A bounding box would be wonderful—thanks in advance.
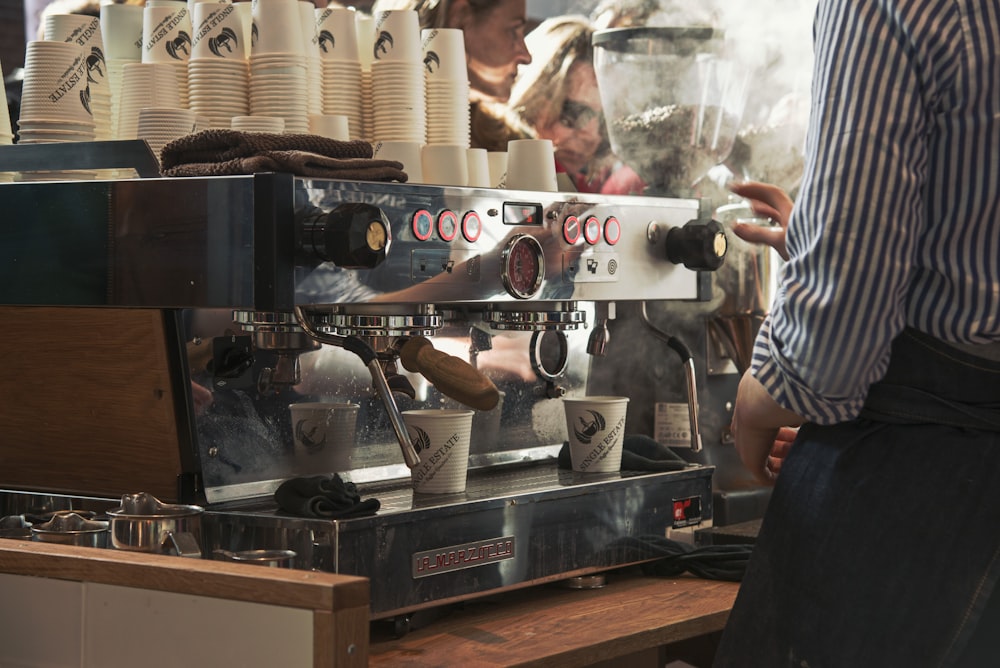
[731,371,803,485]
[727,180,793,261]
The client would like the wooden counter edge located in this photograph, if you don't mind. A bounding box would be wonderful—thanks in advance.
[0,539,368,610]
[370,573,740,667]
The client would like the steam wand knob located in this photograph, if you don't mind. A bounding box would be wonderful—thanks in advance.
[664,219,727,271]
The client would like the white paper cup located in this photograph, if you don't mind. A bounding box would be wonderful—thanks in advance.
[373,139,423,182]
[309,113,349,140]
[289,402,360,473]
[505,138,558,192]
[142,4,193,63]
[487,151,508,188]
[316,6,359,61]
[192,2,246,61]
[20,41,93,123]
[421,143,468,186]
[372,9,421,63]
[100,3,144,62]
[404,409,474,494]
[563,396,629,473]
[421,28,466,81]
[466,147,489,187]
[251,0,304,56]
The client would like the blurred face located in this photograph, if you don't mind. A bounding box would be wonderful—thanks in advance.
[457,0,531,102]
[536,62,605,176]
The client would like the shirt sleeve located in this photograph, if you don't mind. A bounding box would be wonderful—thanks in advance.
[751,0,954,424]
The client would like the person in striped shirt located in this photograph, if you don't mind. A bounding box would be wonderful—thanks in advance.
[713,0,1000,665]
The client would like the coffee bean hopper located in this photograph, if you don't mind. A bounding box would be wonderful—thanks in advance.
[0,141,767,622]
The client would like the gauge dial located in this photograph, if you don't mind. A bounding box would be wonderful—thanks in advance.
[500,234,544,299]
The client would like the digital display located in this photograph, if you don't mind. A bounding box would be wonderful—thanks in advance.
[502,202,543,226]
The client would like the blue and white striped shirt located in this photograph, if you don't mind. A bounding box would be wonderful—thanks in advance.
[752,0,1000,424]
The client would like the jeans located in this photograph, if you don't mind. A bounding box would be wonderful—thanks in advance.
[713,329,1000,667]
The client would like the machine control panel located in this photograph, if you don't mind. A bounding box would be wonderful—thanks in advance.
[298,180,715,305]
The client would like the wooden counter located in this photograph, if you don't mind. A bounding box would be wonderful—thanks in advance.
[369,569,740,668]
[0,539,369,667]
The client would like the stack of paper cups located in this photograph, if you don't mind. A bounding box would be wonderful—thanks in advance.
[136,106,196,163]
[316,6,363,140]
[299,1,323,117]
[249,0,308,134]
[356,13,374,143]
[17,40,95,144]
[117,61,183,140]
[141,1,193,108]
[422,28,469,147]
[231,115,285,133]
[44,13,112,141]
[100,3,144,140]
[188,1,249,130]
[369,10,425,143]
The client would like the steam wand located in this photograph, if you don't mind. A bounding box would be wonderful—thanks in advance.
[293,306,421,469]
[639,302,703,452]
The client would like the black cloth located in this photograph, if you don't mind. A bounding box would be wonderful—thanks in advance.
[557,434,689,471]
[274,474,380,519]
[611,535,752,582]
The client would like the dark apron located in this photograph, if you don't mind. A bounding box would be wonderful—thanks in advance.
[713,328,1000,668]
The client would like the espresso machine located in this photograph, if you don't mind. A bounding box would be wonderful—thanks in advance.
[0,151,746,617]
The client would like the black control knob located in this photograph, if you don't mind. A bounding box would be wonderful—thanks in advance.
[299,202,391,269]
[665,219,727,271]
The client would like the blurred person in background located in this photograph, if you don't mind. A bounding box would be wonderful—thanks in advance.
[369,0,532,151]
[500,15,644,194]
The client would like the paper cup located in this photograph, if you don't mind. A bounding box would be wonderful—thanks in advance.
[404,409,474,494]
[309,113,349,140]
[563,396,629,473]
[289,402,359,473]
[466,148,489,187]
[373,139,423,183]
[505,138,557,192]
[372,9,421,63]
[316,6,359,61]
[421,28,466,81]
[487,151,508,188]
[251,0,304,56]
[100,3,144,62]
[192,2,246,61]
[142,4,193,64]
[421,143,468,186]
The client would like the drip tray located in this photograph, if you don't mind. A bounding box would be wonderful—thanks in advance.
[204,461,715,618]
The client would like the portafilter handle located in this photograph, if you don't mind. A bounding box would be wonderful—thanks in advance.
[293,307,421,469]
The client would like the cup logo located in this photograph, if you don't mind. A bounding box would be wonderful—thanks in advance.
[295,418,325,453]
[318,30,335,53]
[374,30,394,60]
[410,425,431,454]
[573,409,606,445]
[208,27,239,57]
[165,31,191,59]
[85,46,106,83]
[423,50,440,74]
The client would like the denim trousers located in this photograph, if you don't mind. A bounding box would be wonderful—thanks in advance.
[713,329,1000,667]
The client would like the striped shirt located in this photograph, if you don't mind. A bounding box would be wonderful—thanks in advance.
[752,0,1000,424]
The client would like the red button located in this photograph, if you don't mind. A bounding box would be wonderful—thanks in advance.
[437,210,458,241]
[604,216,621,245]
[583,215,601,245]
[563,215,581,244]
[462,211,482,242]
[412,209,433,241]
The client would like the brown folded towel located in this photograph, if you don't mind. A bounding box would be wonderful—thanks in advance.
[158,129,408,182]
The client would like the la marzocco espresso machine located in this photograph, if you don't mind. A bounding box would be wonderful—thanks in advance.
[0,153,767,620]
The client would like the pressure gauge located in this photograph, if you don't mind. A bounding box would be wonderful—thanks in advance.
[500,234,544,299]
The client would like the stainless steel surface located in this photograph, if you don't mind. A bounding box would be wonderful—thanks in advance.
[202,461,714,618]
[0,170,760,615]
[30,512,109,548]
[107,493,204,556]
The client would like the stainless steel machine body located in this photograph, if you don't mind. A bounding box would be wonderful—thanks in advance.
[0,168,757,618]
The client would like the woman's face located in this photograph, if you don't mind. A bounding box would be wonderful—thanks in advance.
[536,62,605,176]
[459,0,532,102]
